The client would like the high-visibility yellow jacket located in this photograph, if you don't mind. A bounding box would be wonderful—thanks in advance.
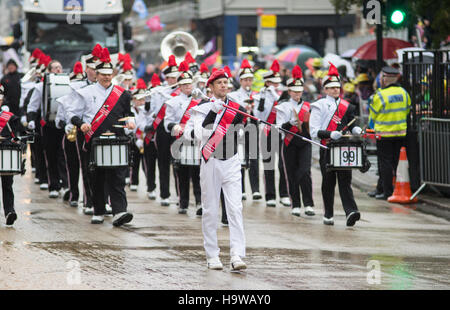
[369,84,411,137]
[252,69,268,92]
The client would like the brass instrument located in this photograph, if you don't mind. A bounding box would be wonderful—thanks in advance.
[292,108,303,134]
[160,31,198,64]
[66,126,78,142]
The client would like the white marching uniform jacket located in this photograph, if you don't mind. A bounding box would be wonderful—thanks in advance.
[275,98,304,138]
[164,92,192,133]
[253,86,280,122]
[27,82,44,118]
[228,87,252,108]
[309,95,344,141]
[55,80,93,129]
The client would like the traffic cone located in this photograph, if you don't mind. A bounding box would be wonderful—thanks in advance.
[388,147,418,204]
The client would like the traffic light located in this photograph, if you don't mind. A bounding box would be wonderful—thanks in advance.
[386,0,408,28]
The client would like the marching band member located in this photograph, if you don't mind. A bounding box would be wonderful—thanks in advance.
[138,73,162,200]
[254,60,290,207]
[76,45,101,215]
[183,69,248,271]
[310,63,362,227]
[184,52,199,74]
[129,78,148,192]
[164,61,201,214]
[0,85,23,226]
[145,55,180,206]
[27,56,68,199]
[228,60,262,202]
[194,63,210,94]
[276,65,315,217]
[55,61,86,207]
[115,60,135,90]
[66,47,135,227]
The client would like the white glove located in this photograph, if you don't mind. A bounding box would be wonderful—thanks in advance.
[289,118,298,126]
[64,123,74,134]
[352,126,362,135]
[20,115,27,126]
[211,100,223,113]
[135,139,144,149]
[124,128,132,135]
[1,105,10,112]
[330,131,342,140]
[28,120,35,130]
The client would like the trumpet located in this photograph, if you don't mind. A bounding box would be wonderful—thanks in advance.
[66,125,78,142]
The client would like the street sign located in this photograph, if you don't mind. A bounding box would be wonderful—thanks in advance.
[260,15,277,29]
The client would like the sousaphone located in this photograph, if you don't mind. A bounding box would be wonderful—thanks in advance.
[160,31,198,64]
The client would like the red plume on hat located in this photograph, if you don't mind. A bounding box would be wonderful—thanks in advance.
[270,60,280,73]
[223,66,232,78]
[200,63,209,74]
[30,48,42,60]
[117,53,125,63]
[240,59,252,69]
[43,55,52,67]
[292,65,303,79]
[151,74,161,87]
[136,78,147,90]
[122,60,133,72]
[92,44,103,59]
[168,55,177,67]
[328,62,339,76]
[100,48,111,63]
[184,52,196,64]
[178,61,189,73]
[211,67,218,74]
[73,61,83,74]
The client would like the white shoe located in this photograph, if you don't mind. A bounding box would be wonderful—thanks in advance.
[32,168,36,173]
[130,185,138,191]
[112,212,133,227]
[49,190,59,198]
[291,207,301,217]
[207,257,223,270]
[280,197,291,206]
[230,255,247,271]
[125,177,130,185]
[161,198,170,206]
[147,191,156,200]
[91,215,104,224]
[34,178,39,184]
[242,193,247,201]
[252,192,262,200]
[70,201,79,207]
[305,206,315,216]
[266,199,276,207]
[83,206,94,215]
[323,217,334,225]
[105,204,112,215]
[40,183,48,190]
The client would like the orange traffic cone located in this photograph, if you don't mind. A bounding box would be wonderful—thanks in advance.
[388,147,418,204]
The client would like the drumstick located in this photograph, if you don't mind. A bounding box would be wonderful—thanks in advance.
[113,125,127,128]
[340,118,357,133]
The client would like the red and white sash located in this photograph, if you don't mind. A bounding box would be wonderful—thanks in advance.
[0,111,13,137]
[263,101,278,136]
[201,100,240,162]
[284,101,310,146]
[321,98,349,146]
[85,85,124,143]
[176,99,200,139]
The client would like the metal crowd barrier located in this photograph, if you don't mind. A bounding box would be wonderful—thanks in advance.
[411,118,450,200]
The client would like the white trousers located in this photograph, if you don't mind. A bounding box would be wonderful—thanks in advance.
[200,154,246,259]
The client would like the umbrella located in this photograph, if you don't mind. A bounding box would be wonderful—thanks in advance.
[395,47,434,64]
[275,45,321,72]
[353,38,413,60]
[340,49,356,59]
[323,53,355,79]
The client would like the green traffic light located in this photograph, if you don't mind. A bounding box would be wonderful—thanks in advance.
[391,10,405,24]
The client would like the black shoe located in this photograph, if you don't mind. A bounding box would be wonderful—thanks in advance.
[178,208,188,214]
[112,212,133,227]
[221,217,228,226]
[63,189,70,201]
[368,190,382,198]
[346,211,361,227]
[196,207,203,216]
[375,194,388,200]
[6,212,17,226]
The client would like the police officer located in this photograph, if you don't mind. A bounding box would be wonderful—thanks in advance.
[369,66,411,200]
[310,63,362,227]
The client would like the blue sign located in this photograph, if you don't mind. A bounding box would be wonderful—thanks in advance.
[63,0,84,11]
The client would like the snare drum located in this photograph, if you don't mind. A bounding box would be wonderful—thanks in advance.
[0,143,24,175]
[43,73,72,122]
[179,140,201,166]
[90,135,130,168]
[327,137,365,171]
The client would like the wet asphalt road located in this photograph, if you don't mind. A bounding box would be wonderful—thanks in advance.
[1,157,449,290]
